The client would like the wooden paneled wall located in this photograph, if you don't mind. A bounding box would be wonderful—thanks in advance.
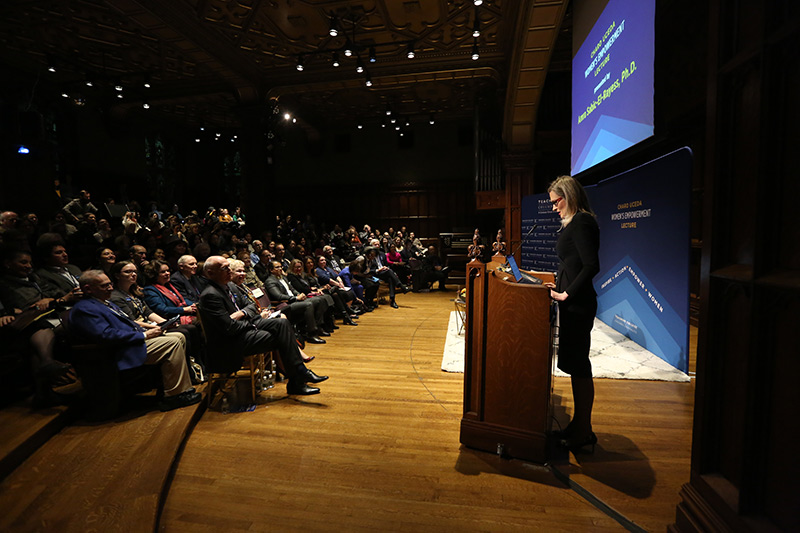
[672,1,800,531]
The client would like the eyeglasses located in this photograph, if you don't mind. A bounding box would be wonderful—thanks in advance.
[121,269,137,275]
[98,282,114,288]
[550,197,564,206]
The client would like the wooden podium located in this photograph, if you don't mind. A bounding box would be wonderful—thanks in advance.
[459,255,556,463]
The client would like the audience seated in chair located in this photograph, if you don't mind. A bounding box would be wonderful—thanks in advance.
[68,270,201,412]
[198,256,327,395]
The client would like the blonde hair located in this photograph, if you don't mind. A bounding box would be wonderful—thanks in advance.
[547,175,595,226]
[227,258,244,271]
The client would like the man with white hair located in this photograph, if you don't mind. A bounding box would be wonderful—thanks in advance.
[199,256,328,395]
[69,270,201,412]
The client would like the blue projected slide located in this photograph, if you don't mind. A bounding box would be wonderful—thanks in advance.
[571,0,655,175]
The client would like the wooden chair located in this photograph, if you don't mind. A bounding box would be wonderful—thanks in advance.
[195,308,274,410]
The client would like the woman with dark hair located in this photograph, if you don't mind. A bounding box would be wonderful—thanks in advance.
[110,261,205,382]
[545,175,601,452]
[141,260,198,321]
[95,247,116,276]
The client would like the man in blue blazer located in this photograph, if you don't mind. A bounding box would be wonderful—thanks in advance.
[69,270,201,411]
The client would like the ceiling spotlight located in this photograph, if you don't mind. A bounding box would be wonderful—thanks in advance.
[369,46,377,63]
[116,93,124,99]
[85,78,93,87]
[61,92,69,98]
[395,125,400,131]
[365,76,373,87]
[215,132,221,137]
[329,15,338,37]
[48,65,56,73]
[292,118,297,123]
[18,146,31,154]
[332,52,340,67]
[474,0,483,5]
[357,123,363,130]
[385,105,392,116]
[473,17,481,38]
[471,43,480,60]
[356,57,364,73]
[200,124,205,131]
[390,116,397,124]
[404,118,410,127]
[142,100,150,109]
[230,137,235,142]
[115,81,123,91]
[143,75,151,89]
[406,43,415,59]
[429,114,435,125]
[296,55,304,71]
[284,112,291,120]
[195,138,201,143]
[344,41,353,57]
[233,135,238,139]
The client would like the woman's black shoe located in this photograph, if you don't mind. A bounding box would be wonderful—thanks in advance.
[559,432,597,453]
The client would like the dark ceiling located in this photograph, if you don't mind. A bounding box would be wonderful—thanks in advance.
[0,0,527,132]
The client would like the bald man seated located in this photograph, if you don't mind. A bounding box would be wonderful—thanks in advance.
[69,270,202,412]
[199,256,328,395]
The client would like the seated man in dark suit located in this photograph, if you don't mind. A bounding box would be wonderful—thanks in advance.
[35,241,83,306]
[365,246,408,308]
[263,261,327,344]
[69,270,202,411]
[199,256,327,395]
[170,254,204,303]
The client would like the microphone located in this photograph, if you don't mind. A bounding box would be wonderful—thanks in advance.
[507,224,538,261]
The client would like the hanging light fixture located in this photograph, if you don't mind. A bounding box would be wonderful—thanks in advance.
[471,41,480,60]
[429,114,435,125]
[369,46,377,63]
[344,41,353,57]
[473,16,481,38]
[296,54,305,71]
[356,57,364,73]
[365,73,373,87]
[142,100,150,109]
[332,51,340,67]
[474,0,483,5]
[406,43,415,59]
[143,74,151,89]
[329,15,339,37]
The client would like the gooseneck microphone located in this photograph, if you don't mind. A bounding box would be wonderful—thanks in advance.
[507,224,538,261]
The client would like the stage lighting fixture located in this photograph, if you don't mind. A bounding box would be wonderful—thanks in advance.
[18,146,31,154]
[284,112,291,120]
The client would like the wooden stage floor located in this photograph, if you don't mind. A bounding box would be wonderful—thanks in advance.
[162,290,694,532]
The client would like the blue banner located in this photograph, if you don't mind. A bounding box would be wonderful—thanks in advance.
[521,148,692,372]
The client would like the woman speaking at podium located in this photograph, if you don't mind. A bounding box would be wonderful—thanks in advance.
[545,175,600,452]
